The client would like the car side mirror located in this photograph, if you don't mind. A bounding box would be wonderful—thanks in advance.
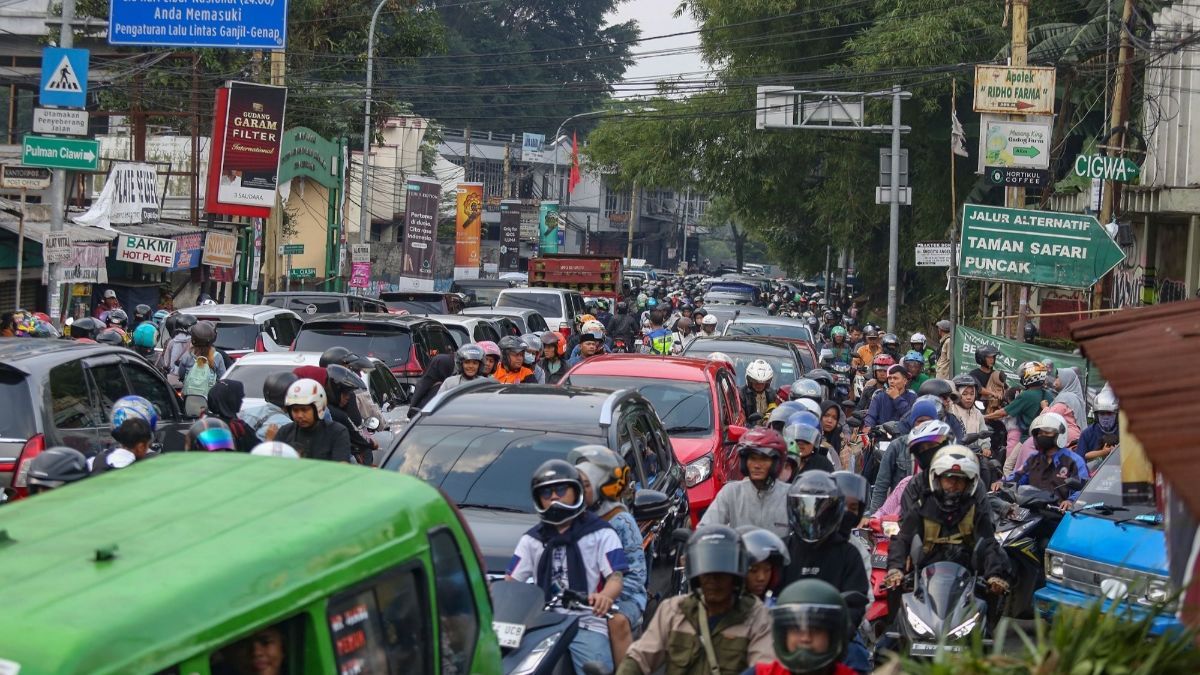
[633,489,671,522]
[726,424,747,444]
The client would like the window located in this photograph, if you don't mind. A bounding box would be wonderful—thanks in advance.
[0,367,37,438]
[629,411,664,487]
[210,615,307,675]
[288,296,343,314]
[472,323,499,342]
[718,372,740,425]
[526,314,549,332]
[326,564,432,674]
[604,187,631,218]
[270,316,300,346]
[49,362,98,430]
[429,529,480,674]
[122,362,176,422]
[88,363,130,422]
[422,326,457,360]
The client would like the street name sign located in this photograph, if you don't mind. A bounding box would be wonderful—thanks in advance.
[280,243,304,255]
[0,165,52,189]
[982,117,1051,169]
[958,204,1126,289]
[39,47,88,108]
[109,0,288,49]
[33,107,89,136]
[21,135,99,171]
[974,65,1056,115]
[1073,154,1140,183]
[986,167,1050,188]
[289,267,316,279]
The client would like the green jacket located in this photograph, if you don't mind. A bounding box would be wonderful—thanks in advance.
[908,372,931,392]
[616,593,775,675]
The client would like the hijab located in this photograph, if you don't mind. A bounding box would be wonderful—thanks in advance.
[819,400,843,452]
[206,379,245,421]
[1052,367,1087,432]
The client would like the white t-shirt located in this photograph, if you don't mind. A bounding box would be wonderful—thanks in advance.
[507,526,626,635]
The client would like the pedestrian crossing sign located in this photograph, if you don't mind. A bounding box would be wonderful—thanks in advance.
[40,47,89,108]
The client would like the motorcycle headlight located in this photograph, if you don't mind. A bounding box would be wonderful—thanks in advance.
[1140,578,1172,607]
[948,612,979,639]
[905,604,933,637]
[1046,554,1065,580]
[685,454,713,488]
[513,632,560,675]
[882,521,900,537]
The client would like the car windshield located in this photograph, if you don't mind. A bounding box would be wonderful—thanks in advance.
[726,321,813,343]
[497,292,563,320]
[1072,448,1160,525]
[445,326,471,348]
[460,286,507,307]
[211,322,260,351]
[294,325,412,365]
[223,364,286,401]
[385,425,599,513]
[0,368,36,439]
[684,342,799,387]
[565,375,713,436]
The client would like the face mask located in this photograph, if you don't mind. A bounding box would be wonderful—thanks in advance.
[1034,435,1058,452]
[523,352,535,366]
[913,447,938,472]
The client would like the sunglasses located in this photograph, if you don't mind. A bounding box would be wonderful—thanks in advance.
[536,484,572,500]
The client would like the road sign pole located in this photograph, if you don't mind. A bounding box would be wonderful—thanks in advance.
[1011,0,1030,340]
[47,0,74,327]
[15,188,25,311]
[887,85,902,332]
[286,252,292,293]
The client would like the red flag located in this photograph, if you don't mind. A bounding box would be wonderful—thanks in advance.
[568,131,581,194]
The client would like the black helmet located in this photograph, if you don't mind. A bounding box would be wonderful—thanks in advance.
[95,329,124,346]
[974,344,999,366]
[881,333,899,349]
[189,320,217,346]
[863,325,880,338]
[27,446,88,492]
[345,353,373,373]
[133,304,153,323]
[263,371,299,408]
[106,308,128,327]
[455,343,485,373]
[736,526,791,568]
[918,378,959,401]
[530,459,585,525]
[772,579,850,673]
[499,335,527,356]
[616,301,628,314]
[70,316,104,340]
[786,471,845,544]
[830,471,869,510]
[685,525,748,589]
[175,313,198,336]
[319,346,353,368]
[1024,321,1039,343]
[325,364,364,403]
[952,374,978,393]
[804,368,834,390]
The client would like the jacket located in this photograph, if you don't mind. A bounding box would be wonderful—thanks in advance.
[782,532,870,626]
[699,479,791,540]
[239,402,292,442]
[867,434,911,513]
[1005,448,1089,501]
[494,365,536,384]
[740,385,777,422]
[542,358,569,384]
[935,333,952,379]
[889,477,1009,581]
[407,354,455,418]
[617,594,775,675]
[748,662,858,675]
[274,418,351,461]
[864,388,915,427]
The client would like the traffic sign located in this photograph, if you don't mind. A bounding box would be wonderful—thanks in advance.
[986,167,1050,188]
[21,135,99,171]
[958,204,1126,289]
[280,243,304,255]
[1073,154,1140,183]
[33,107,89,137]
[43,233,72,263]
[982,117,1051,169]
[39,47,89,108]
[0,165,52,189]
[973,65,1056,115]
[289,267,316,279]
[109,0,288,49]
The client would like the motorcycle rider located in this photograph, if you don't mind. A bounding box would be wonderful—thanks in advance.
[700,428,792,539]
[608,301,639,351]
[673,316,697,352]
[984,361,1054,443]
[325,364,378,465]
[1078,389,1119,463]
[27,446,89,495]
[274,377,352,462]
[174,320,226,399]
[700,313,719,336]
[540,331,570,384]
[909,333,935,376]
[738,526,791,607]
[441,343,487,392]
[855,327,882,367]
[885,446,1011,597]
[68,316,104,343]
[617,525,775,675]
[934,320,953,379]
[596,298,614,331]
[91,414,154,475]
[477,340,501,377]
[240,371,298,441]
[507,460,628,674]
[996,412,1088,510]
[880,333,901,360]
[901,351,929,391]
[863,365,915,430]
[854,355,894,413]
[866,414,951,514]
[742,360,778,422]
[828,327,853,364]
[783,423,835,475]
[521,333,547,383]
[131,321,158,358]
[950,375,988,438]
[157,313,196,377]
[968,345,1006,413]
[569,329,605,367]
[643,309,675,355]
[748,579,860,675]
[184,417,237,452]
[495,335,537,384]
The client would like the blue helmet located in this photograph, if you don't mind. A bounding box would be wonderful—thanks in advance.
[903,350,926,365]
[111,395,159,432]
[152,309,169,324]
[786,411,821,429]
[647,297,658,308]
[132,322,158,349]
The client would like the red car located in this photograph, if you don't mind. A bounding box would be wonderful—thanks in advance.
[562,354,747,525]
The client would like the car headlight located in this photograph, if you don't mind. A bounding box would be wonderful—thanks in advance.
[1046,554,1065,580]
[905,604,933,637]
[1140,578,1172,607]
[685,454,713,488]
[948,612,979,639]
[513,633,560,675]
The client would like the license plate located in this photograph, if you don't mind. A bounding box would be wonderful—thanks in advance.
[909,642,965,657]
[634,339,643,346]
[871,553,888,569]
[492,621,525,648]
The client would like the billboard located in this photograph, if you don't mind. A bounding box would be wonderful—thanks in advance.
[454,182,483,279]
[207,82,287,213]
[538,201,560,255]
[499,199,521,272]
[400,176,441,289]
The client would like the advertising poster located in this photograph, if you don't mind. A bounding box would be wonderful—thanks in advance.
[73,162,160,229]
[538,201,560,255]
[203,231,238,268]
[401,176,441,288]
[216,82,287,208]
[116,233,177,268]
[168,232,204,271]
[499,199,521,272]
[454,182,483,279]
[349,261,371,288]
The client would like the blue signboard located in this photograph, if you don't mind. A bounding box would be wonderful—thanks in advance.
[108,0,288,49]
[168,233,204,272]
[40,47,89,108]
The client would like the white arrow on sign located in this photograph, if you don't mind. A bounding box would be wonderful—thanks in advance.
[82,151,95,162]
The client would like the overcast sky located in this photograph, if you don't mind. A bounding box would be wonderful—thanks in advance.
[608,1,709,88]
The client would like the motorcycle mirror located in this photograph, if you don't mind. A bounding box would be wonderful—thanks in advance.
[851,410,867,421]
[846,417,863,429]
[183,394,207,418]
[671,527,693,545]
[726,424,748,443]
[910,535,924,570]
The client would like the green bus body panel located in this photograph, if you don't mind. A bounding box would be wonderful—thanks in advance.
[0,453,501,674]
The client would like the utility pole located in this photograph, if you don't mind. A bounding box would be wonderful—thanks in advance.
[502,142,511,199]
[46,0,75,324]
[1011,0,1031,340]
[886,84,903,332]
[1095,0,1137,309]
[949,78,961,335]
[358,0,391,246]
[263,50,285,292]
[626,182,639,262]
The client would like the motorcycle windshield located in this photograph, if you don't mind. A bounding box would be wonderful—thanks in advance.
[919,561,974,618]
[490,579,547,628]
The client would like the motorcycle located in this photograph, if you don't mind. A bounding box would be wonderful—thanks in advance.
[887,536,993,658]
[491,579,613,675]
[863,515,900,638]
[989,480,1077,619]
[830,361,853,402]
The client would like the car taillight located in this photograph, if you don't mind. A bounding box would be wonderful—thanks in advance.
[255,334,266,352]
[397,345,424,376]
[12,434,45,499]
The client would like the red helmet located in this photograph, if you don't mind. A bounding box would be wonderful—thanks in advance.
[737,427,787,483]
[871,354,896,369]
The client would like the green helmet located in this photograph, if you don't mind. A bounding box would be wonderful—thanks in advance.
[831,326,847,339]
[771,579,849,674]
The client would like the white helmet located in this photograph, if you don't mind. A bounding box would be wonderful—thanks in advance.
[707,352,734,369]
[928,444,980,496]
[582,320,605,334]
[1093,389,1118,413]
[910,332,927,345]
[702,314,718,326]
[795,398,822,416]
[285,378,328,418]
[251,442,300,459]
[1030,412,1069,448]
[746,359,774,385]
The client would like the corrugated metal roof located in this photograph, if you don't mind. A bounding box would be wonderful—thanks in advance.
[0,216,117,244]
[1071,299,1200,514]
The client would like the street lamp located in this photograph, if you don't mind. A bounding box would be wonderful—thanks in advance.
[358,0,392,245]
[552,109,611,201]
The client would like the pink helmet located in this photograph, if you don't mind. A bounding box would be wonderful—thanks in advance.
[477,341,501,358]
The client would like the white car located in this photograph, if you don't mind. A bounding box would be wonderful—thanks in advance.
[425,315,503,348]
[177,304,303,359]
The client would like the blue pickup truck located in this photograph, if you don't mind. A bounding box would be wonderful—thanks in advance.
[1034,449,1182,634]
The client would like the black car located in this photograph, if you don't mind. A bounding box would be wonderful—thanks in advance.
[381,381,690,597]
[291,313,457,386]
[262,291,389,320]
[682,335,813,391]
[378,291,464,315]
[0,339,193,490]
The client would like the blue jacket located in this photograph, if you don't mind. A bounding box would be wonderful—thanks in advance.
[1077,423,1113,457]
[1005,448,1090,501]
[865,389,916,427]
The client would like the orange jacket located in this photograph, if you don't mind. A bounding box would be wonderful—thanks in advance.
[495,366,536,384]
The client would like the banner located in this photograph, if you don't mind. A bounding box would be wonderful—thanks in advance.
[454,182,483,279]
[538,201,560,255]
[953,324,1100,386]
[215,82,287,208]
[400,176,440,289]
[45,244,108,284]
[278,126,339,189]
[349,261,371,288]
[521,133,545,162]
[168,232,203,271]
[74,162,160,229]
[203,231,237,268]
[499,199,521,272]
[116,233,176,268]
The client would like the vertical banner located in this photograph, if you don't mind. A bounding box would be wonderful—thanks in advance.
[499,199,521,272]
[401,176,441,290]
[215,82,288,208]
[454,182,483,279]
[539,201,560,255]
[349,261,371,288]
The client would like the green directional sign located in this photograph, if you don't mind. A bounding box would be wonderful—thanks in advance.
[1012,146,1040,158]
[289,267,316,279]
[22,134,99,171]
[1073,153,1140,183]
[958,204,1126,289]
